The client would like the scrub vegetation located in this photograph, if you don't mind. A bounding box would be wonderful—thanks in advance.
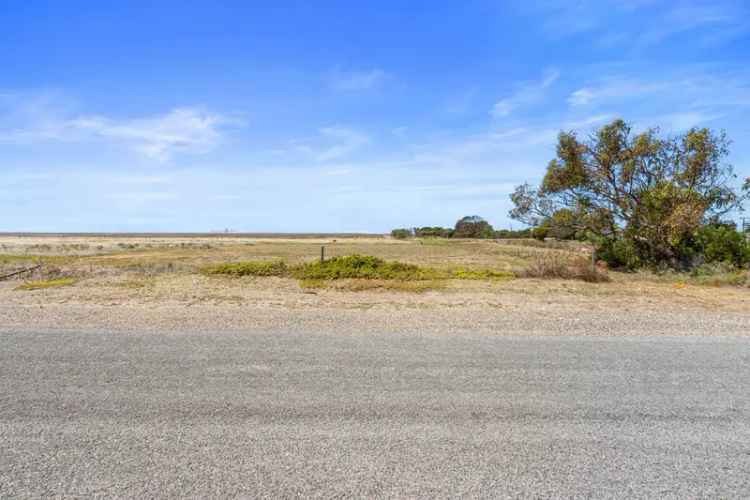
[509,118,750,272]
[15,277,77,291]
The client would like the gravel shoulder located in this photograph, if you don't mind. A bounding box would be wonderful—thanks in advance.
[2,274,749,337]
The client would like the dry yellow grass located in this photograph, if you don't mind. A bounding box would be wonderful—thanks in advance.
[15,277,77,291]
[0,235,581,273]
[0,235,747,308]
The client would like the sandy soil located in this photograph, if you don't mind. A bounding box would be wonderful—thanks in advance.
[2,272,749,336]
[1,235,748,335]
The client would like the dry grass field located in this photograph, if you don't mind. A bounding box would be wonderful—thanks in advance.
[1,234,749,333]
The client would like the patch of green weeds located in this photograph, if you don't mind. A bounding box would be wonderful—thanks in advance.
[291,254,441,280]
[15,277,77,291]
[450,267,515,280]
[202,260,288,277]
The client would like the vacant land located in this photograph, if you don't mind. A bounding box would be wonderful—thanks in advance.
[1,234,748,334]
[2,235,750,497]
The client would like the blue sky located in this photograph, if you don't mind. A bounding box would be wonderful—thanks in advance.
[2,0,750,232]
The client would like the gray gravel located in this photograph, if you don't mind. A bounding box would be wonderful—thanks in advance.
[2,328,750,498]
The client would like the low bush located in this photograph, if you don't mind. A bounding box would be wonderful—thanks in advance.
[301,278,446,293]
[693,225,750,268]
[202,260,288,277]
[291,254,440,280]
[390,228,413,239]
[594,238,641,270]
[689,262,749,287]
[531,226,549,241]
[494,228,532,239]
[450,268,514,280]
[413,226,453,238]
[519,254,610,283]
[453,216,494,238]
[205,254,517,287]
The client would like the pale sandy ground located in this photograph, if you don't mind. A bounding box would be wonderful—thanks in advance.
[2,273,749,336]
[2,234,748,336]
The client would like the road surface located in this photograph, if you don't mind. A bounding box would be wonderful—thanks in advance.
[1,329,749,498]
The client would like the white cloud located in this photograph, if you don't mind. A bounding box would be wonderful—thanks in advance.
[641,111,724,132]
[563,114,615,128]
[329,68,387,91]
[69,108,228,161]
[315,126,370,161]
[520,0,748,49]
[491,69,560,118]
[567,79,666,106]
[567,72,750,119]
[0,93,235,161]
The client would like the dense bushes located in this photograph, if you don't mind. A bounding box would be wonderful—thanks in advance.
[394,215,507,239]
[453,216,494,238]
[391,228,413,239]
[204,255,441,281]
[413,226,454,238]
[594,238,642,270]
[494,228,532,239]
[593,224,750,271]
[510,118,750,271]
[693,224,750,268]
[291,255,440,280]
[203,254,516,283]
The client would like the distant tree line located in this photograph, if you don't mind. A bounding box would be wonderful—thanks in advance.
[391,216,533,240]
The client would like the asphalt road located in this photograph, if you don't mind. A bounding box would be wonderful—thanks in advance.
[2,329,750,498]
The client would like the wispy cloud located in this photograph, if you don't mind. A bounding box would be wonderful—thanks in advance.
[567,78,666,106]
[567,71,750,114]
[0,93,237,161]
[69,108,230,160]
[283,126,370,162]
[329,68,388,91]
[520,0,748,49]
[316,126,369,161]
[640,111,724,132]
[491,69,559,118]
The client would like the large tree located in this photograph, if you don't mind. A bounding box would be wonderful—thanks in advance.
[510,119,750,266]
[453,215,494,238]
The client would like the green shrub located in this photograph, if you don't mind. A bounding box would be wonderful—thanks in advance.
[693,225,750,268]
[390,228,413,239]
[450,268,514,280]
[202,260,288,277]
[494,228,532,239]
[595,238,641,270]
[453,215,494,238]
[688,262,749,286]
[413,226,453,238]
[291,254,440,280]
[531,225,549,241]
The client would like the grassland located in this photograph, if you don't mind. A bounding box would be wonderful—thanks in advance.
[0,234,747,313]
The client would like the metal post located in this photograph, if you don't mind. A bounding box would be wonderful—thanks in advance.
[321,246,325,263]
[591,248,596,273]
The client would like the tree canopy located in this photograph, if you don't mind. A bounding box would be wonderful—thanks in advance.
[510,119,750,267]
[453,215,494,238]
